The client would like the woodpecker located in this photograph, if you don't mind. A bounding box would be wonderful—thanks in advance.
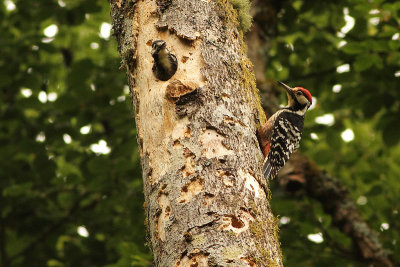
[257,81,312,180]
[151,40,178,81]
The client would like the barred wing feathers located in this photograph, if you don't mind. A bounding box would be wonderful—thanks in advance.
[263,111,304,179]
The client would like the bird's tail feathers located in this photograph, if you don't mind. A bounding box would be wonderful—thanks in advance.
[263,158,273,180]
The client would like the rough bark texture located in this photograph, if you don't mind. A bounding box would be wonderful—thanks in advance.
[246,2,394,266]
[109,0,282,266]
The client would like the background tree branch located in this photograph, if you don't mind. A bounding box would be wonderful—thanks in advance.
[279,153,393,267]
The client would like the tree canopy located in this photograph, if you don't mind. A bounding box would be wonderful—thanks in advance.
[1,0,399,266]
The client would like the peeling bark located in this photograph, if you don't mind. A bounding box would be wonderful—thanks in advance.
[109,0,282,266]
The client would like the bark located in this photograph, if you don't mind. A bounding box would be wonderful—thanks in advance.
[109,0,282,266]
[246,2,394,266]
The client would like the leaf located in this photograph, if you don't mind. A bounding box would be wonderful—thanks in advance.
[354,54,376,72]
[387,51,400,65]
[368,185,383,196]
[3,182,33,197]
[341,42,366,54]
[47,259,63,267]
[67,59,95,90]
[362,95,383,118]
[382,117,400,146]
[389,40,400,51]
[367,40,389,52]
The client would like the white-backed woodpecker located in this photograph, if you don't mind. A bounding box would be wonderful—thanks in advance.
[151,40,178,81]
[257,81,313,179]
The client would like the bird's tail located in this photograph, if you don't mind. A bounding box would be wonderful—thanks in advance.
[263,157,279,180]
[263,158,273,180]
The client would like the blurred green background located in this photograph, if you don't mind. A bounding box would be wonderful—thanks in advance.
[1,0,399,266]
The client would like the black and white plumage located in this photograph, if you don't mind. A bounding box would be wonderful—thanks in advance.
[257,81,313,180]
[151,40,178,81]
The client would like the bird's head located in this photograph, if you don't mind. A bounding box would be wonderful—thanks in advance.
[151,40,167,57]
[278,81,312,115]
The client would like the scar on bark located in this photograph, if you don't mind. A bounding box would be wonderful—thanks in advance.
[239,169,263,199]
[218,215,247,235]
[202,193,215,206]
[173,139,182,147]
[216,169,235,187]
[219,208,256,236]
[200,129,234,159]
[181,148,196,178]
[222,115,246,127]
[228,215,245,228]
[181,56,189,63]
[165,79,199,104]
[183,232,193,242]
[176,251,209,267]
[240,257,257,266]
[148,166,153,184]
[155,191,171,241]
[177,178,204,204]
[223,115,236,126]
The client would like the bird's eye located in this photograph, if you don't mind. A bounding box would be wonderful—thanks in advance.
[296,92,302,96]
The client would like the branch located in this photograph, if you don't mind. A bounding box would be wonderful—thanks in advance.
[278,153,393,267]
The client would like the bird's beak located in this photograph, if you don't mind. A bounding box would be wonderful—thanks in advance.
[278,81,295,106]
[151,41,166,56]
[278,81,293,94]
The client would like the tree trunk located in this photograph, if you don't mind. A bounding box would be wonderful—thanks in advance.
[109,0,282,266]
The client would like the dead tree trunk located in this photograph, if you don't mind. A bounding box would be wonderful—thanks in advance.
[109,0,282,266]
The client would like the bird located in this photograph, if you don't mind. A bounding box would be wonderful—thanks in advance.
[151,40,178,81]
[257,81,313,180]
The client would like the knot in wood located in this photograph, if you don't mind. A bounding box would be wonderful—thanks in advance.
[165,79,198,104]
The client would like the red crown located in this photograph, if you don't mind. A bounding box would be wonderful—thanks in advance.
[296,87,312,103]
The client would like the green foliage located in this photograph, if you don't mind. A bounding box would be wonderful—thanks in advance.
[2,0,400,266]
[1,0,149,266]
[266,0,400,266]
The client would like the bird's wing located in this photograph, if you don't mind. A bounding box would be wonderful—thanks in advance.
[257,118,275,156]
[258,111,281,179]
[263,113,303,179]
[169,53,178,73]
